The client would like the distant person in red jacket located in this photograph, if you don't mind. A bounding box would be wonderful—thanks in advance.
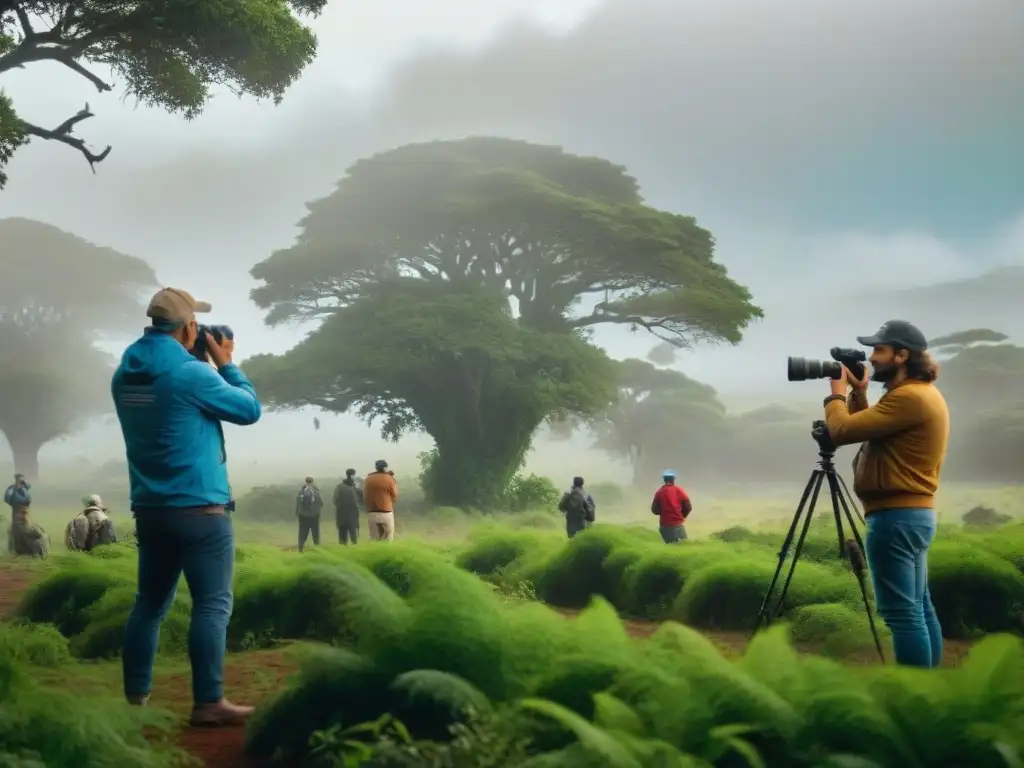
[651,470,691,543]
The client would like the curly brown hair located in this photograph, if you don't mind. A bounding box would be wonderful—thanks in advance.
[904,350,939,382]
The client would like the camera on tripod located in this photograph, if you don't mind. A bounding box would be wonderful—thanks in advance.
[787,347,866,382]
[190,324,234,362]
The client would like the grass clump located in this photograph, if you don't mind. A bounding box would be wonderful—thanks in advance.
[0,640,189,767]
[788,602,891,659]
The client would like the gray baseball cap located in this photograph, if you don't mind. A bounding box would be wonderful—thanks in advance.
[857,320,928,352]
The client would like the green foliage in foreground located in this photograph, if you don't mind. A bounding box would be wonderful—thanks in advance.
[0,622,190,766]
[10,520,1024,764]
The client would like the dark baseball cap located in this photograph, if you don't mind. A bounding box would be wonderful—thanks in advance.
[374,459,388,469]
[857,320,928,352]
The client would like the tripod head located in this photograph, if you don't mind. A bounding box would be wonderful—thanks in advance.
[810,420,837,465]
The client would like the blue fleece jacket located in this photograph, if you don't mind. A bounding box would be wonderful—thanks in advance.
[111,329,261,510]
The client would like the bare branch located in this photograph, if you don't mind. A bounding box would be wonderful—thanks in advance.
[55,52,112,91]
[20,104,112,171]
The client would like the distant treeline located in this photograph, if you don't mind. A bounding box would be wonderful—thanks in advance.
[584,341,1023,487]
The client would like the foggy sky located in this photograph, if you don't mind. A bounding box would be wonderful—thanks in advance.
[1,0,1022,466]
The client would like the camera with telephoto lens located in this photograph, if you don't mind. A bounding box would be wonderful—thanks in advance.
[190,324,234,361]
[787,347,867,382]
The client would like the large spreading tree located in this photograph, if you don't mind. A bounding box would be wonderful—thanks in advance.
[0,0,325,187]
[247,137,762,506]
[0,217,156,477]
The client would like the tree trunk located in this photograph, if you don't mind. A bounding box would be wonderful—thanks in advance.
[427,434,530,509]
[4,431,41,482]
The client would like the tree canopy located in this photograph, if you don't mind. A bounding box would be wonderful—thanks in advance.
[591,359,725,483]
[0,217,156,477]
[250,137,762,347]
[0,0,325,186]
[246,278,616,506]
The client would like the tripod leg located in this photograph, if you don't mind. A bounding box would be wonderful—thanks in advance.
[767,470,826,624]
[836,472,866,526]
[751,469,820,638]
[828,475,846,559]
[828,471,886,664]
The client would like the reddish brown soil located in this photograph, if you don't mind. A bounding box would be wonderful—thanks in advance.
[0,562,39,618]
[0,561,978,766]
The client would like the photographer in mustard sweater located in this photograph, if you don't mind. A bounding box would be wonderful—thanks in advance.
[823,320,949,668]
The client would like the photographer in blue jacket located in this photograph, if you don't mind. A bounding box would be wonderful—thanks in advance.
[112,287,261,727]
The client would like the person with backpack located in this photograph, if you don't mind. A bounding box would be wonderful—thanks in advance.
[333,469,362,545]
[4,473,31,517]
[558,476,596,538]
[296,476,324,552]
[651,470,692,543]
[66,494,118,552]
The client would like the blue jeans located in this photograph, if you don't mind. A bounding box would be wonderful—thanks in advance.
[123,511,235,704]
[865,508,943,667]
[660,525,687,543]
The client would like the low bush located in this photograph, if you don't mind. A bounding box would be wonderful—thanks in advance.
[0,621,72,666]
[928,542,1024,637]
[0,640,188,767]
[788,602,891,659]
[672,558,859,631]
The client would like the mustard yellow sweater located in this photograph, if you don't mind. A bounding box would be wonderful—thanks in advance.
[824,379,950,514]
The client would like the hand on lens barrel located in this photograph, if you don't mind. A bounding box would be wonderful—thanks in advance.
[205,333,234,368]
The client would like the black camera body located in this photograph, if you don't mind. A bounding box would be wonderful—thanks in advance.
[190,324,234,361]
[787,346,867,382]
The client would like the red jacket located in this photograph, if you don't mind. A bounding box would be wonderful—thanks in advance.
[652,483,691,527]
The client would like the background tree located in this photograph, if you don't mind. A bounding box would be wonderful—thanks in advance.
[248,138,761,505]
[591,359,725,486]
[246,279,616,508]
[0,217,156,477]
[0,0,325,187]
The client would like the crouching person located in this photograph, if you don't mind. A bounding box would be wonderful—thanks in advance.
[66,494,118,552]
[8,507,49,558]
[112,288,261,727]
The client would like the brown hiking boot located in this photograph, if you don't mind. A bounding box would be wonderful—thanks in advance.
[126,694,149,706]
[189,698,255,728]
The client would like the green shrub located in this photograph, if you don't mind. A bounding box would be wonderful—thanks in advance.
[0,643,188,767]
[788,602,891,659]
[618,543,743,619]
[928,543,1024,637]
[503,474,560,513]
[673,559,859,631]
[230,562,411,651]
[0,621,72,666]
[534,527,634,608]
[71,586,191,659]
[455,530,538,577]
[15,561,126,635]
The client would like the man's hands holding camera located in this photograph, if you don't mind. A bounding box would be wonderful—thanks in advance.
[204,333,234,368]
[830,364,870,396]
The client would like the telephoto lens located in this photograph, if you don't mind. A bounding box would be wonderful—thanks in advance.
[787,357,842,381]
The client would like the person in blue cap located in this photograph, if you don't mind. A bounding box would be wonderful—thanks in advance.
[650,470,691,543]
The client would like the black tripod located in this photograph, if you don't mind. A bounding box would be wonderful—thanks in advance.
[751,420,885,662]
